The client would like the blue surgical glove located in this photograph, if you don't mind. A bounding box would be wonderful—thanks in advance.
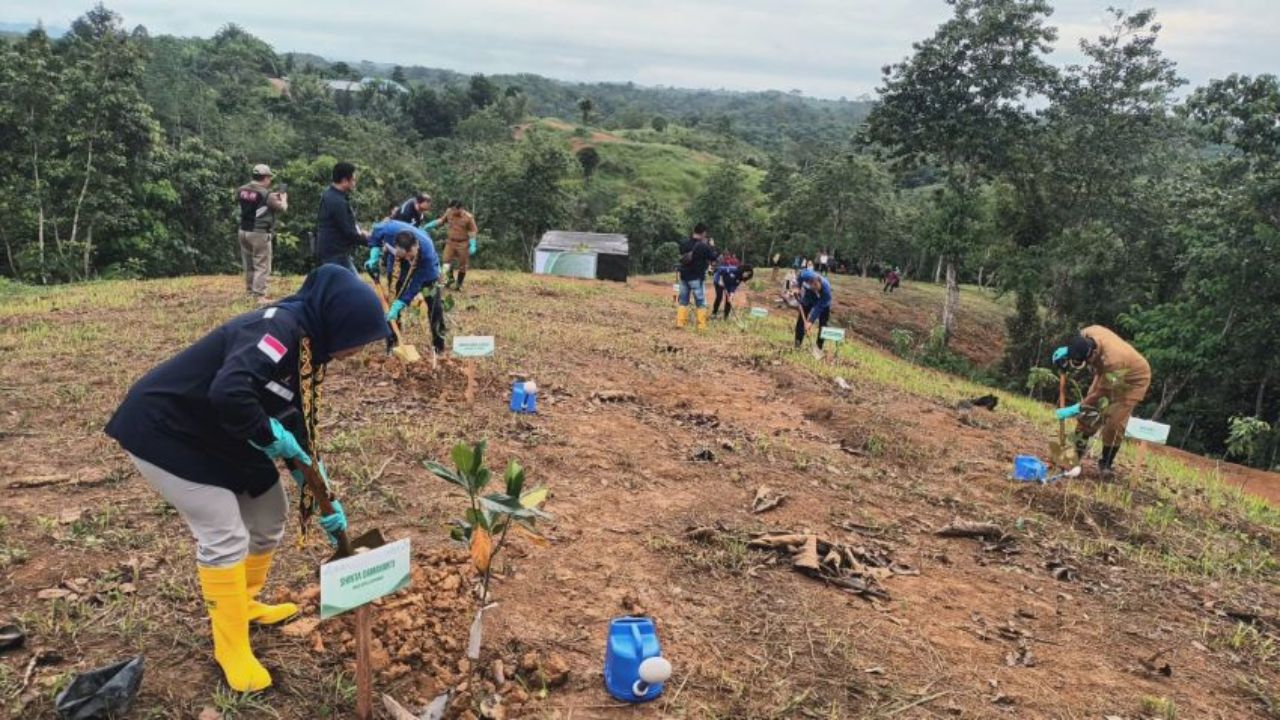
[423,219,440,231]
[365,247,382,274]
[1055,403,1081,421]
[318,500,347,543]
[387,299,406,322]
[289,458,329,490]
[250,417,310,463]
[469,237,478,254]
[1051,346,1069,367]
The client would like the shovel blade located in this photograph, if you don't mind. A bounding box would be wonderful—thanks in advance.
[327,528,388,562]
[393,344,422,364]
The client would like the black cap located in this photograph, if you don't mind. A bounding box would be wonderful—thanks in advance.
[1066,335,1093,362]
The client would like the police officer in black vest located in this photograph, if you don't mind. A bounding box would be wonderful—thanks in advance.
[236,164,287,303]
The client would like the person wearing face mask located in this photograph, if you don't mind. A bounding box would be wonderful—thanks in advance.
[366,219,445,355]
[104,266,390,693]
[1052,326,1152,476]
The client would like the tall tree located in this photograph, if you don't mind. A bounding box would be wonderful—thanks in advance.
[867,0,1057,345]
[0,28,61,282]
[599,198,684,274]
[689,162,754,254]
[57,4,160,278]
[775,153,900,276]
[468,73,498,109]
[476,132,573,266]
[577,97,593,127]
[576,145,601,181]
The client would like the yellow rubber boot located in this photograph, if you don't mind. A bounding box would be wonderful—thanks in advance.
[245,552,299,625]
[676,306,689,328]
[696,308,709,330]
[197,563,273,692]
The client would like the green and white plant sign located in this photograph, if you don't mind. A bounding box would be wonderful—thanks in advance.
[319,538,411,619]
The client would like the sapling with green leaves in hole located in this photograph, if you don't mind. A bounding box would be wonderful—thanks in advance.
[424,440,550,657]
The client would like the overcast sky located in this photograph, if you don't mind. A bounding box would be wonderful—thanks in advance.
[3,0,1276,98]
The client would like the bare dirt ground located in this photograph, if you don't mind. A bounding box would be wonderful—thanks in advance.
[0,273,1278,719]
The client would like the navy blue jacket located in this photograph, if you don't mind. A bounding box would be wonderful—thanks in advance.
[316,186,363,260]
[678,236,718,283]
[797,269,833,322]
[713,265,747,293]
[391,197,423,226]
[106,267,389,495]
[368,220,441,303]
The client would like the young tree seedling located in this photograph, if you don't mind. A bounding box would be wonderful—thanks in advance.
[424,440,550,657]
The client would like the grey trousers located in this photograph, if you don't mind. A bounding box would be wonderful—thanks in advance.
[238,230,273,297]
[128,453,288,567]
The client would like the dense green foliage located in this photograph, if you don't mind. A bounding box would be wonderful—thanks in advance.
[1,2,1277,467]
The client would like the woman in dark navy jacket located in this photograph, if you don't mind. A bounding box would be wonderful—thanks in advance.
[105,266,388,692]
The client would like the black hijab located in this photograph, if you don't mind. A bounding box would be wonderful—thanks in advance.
[277,266,389,364]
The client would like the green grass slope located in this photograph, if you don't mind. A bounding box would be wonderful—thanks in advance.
[522,118,766,212]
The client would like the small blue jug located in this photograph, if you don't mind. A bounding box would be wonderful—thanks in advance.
[509,380,526,413]
[603,617,671,703]
[1013,455,1047,482]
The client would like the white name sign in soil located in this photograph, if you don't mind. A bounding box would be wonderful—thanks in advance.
[819,327,846,342]
[1125,417,1170,445]
[750,307,769,318]
[453,335,495,358]
[673,283,681,293]
[320,538,411,619]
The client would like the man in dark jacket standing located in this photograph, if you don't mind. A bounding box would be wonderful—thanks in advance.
[676,223,718,330]
[315,162,366,271]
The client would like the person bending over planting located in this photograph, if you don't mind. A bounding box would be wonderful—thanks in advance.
[104,266,389,692]
[367,219,446,355]
[1052,325,1152,478]
[712,263,754,320]
[794,268,833,350]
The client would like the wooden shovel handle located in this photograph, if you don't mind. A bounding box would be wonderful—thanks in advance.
[1058,371,1067,409]
[285,458,353,557]
[368,276,408,345]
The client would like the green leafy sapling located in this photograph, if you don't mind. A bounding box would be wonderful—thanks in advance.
[424,440,550,605]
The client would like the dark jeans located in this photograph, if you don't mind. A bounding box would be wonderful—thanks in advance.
[712,284,734,318]
[425,285,446,353]
[795,307,831,348]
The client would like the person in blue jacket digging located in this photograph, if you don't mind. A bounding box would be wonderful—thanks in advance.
[366,219,445,355]
[793,268,833,350]
[711,263,754,320]
[103,266,389,693]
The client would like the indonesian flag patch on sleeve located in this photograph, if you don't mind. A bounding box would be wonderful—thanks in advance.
[256,333,287,363]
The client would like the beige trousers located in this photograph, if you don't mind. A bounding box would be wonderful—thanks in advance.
[238,230,273,296]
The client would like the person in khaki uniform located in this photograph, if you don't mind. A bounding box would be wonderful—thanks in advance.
[438,199,478,290]
[1052,325,1152,476]
[236,164,287,302]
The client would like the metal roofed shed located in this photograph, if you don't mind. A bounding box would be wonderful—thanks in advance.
[534,231,629,282]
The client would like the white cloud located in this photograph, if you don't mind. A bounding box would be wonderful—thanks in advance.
[4,0,1277,97]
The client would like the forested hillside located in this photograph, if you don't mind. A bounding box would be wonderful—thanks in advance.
[0,2,1277,466]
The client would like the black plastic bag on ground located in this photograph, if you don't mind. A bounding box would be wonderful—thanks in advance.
[54,656,144,720]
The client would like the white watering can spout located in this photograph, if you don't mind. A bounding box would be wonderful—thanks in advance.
[633,656,672,697]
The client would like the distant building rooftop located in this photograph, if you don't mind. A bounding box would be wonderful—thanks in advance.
[326,77,408,94]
